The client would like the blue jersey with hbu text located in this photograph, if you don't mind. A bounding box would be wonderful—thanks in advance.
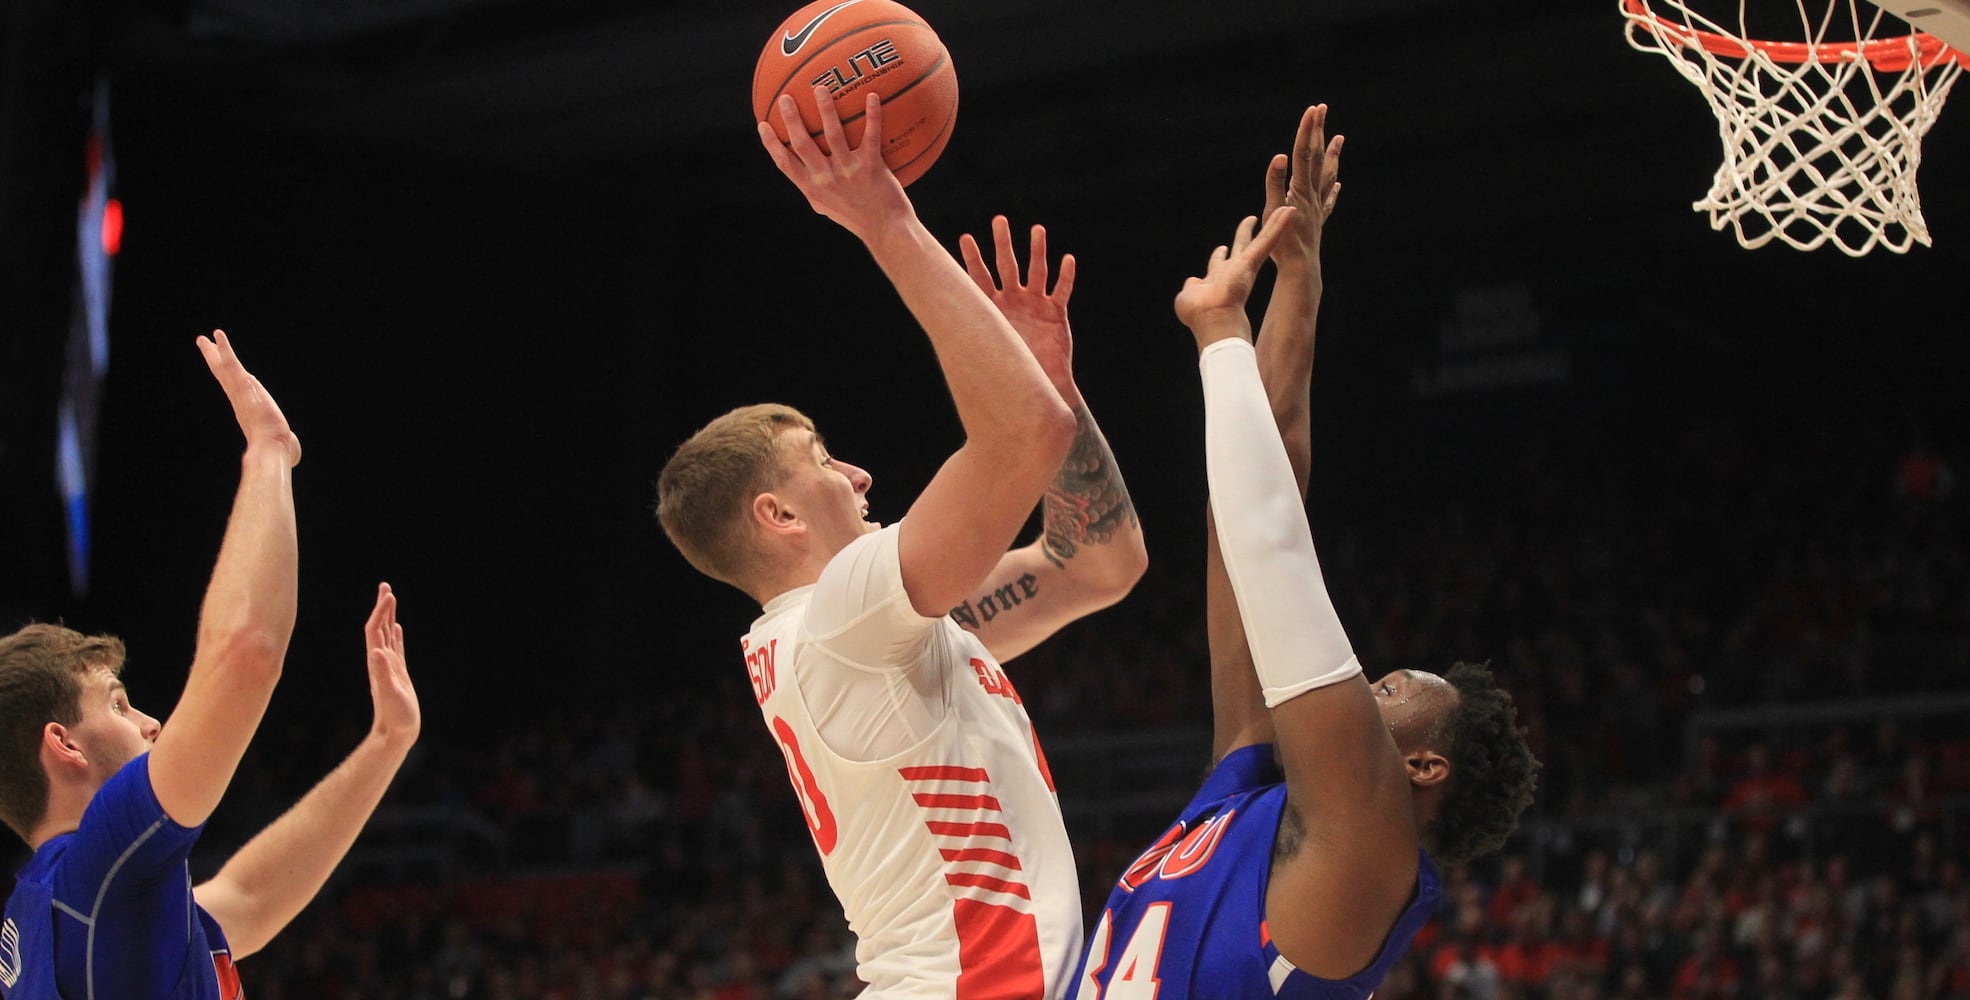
[1069,744,1440,1000]
[1,754,242,1000]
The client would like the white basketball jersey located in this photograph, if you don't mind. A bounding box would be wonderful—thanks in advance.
[741,525,1082,1000]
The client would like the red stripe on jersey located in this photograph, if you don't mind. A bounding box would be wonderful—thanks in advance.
[940,847,1024,869]
[945,872,1033,900]
[953,898,1046,1000]
[1031,727,1056,793]
[928,820,1012,840]
[212,951,244,999]
[913,792,1004,811]
[900,765,990,782]
[1260,920,1272,947]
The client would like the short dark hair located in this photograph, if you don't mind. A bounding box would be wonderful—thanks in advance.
[0,624,127,841]
[1429,661,1538,865]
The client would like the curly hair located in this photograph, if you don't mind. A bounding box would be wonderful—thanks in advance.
[1427,661,1539,865]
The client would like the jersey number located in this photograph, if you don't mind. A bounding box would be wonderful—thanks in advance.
[772,716,839,856]
[1079,903,1172,999]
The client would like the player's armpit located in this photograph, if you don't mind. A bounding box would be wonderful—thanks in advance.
[1263,676,1419,978]
[1266,824,1422,981]
[191,876,268,960]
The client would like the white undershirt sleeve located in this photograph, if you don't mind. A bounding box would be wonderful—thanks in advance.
[1199,338,1362,707]
[797,524,947,760]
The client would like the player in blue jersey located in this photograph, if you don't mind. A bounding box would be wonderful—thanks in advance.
[1070,106,1539,1000]
[0,332,422,1000]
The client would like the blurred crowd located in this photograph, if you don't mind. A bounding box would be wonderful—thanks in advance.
[7,413,1965,998]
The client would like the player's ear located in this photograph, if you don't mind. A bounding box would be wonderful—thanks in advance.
[1405,749,1450,788]
[41,722,86,770]
[752,490,803,538]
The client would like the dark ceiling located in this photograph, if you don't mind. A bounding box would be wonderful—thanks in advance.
[4,0,1967,731]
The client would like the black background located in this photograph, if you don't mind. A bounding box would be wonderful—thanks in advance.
[5,0,1966,750]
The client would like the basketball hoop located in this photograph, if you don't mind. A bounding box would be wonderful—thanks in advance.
[1622,0,1967,255]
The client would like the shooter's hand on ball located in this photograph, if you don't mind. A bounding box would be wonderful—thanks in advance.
[759,86,912,244]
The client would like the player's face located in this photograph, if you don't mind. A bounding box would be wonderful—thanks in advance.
[68,667,161,782]
[779,428,877,554]
[1370,669,1457,752]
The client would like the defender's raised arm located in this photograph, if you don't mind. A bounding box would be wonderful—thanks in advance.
[149,331,301,829]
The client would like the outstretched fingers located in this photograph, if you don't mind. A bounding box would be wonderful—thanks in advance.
[1050,252,1077,305]
[1291,104,1325,203]
[989,214,1020,287]
[958,231,995,294]
[364,582,419,743]
[1229,214,1262,257]
[1212,207,1295,276]
[1298,104,1344,218]
[364,582,397,653]
[1247,206,1297,262]
[1024,223,1050,294]
[959,215,1018,294]
[196,328,228,369]
[197,329,246,389]
[966,215,1061,295]
[1265,153,1291,218]
[196,329,302,464]
[1321,135,1344,216]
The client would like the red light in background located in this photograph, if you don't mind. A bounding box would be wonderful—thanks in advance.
[101,198,123,256]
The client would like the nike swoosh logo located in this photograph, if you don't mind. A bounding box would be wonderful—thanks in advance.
[782,0,864,56]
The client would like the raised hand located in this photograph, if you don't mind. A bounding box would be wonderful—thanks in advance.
[363,583,420,750]
[959,216,1081,408]
[1175,207,1298,349]
[198,330,301,466]
[1263,104,1344,268]
[757,86,912,243]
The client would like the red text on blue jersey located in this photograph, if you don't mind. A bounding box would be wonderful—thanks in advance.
[1116,809,1238,892]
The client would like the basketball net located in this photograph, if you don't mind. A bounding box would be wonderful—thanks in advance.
[1622,0,1967,255]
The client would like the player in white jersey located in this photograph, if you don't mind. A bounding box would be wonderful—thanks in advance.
[655,88,1148,1000]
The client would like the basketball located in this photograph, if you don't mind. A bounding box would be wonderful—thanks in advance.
[752,0,959,187]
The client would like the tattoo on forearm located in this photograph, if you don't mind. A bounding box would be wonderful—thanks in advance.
[948,574,1040,630]
[1040,407,1139,569]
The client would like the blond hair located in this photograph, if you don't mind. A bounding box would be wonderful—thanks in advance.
[655,403,815,588]
[0,624,127,841]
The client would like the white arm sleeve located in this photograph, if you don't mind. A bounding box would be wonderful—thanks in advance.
[1199,338,1362,707]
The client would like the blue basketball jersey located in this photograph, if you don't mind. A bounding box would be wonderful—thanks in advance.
[1069,744,1440,1000]
[1,754,242,1000]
